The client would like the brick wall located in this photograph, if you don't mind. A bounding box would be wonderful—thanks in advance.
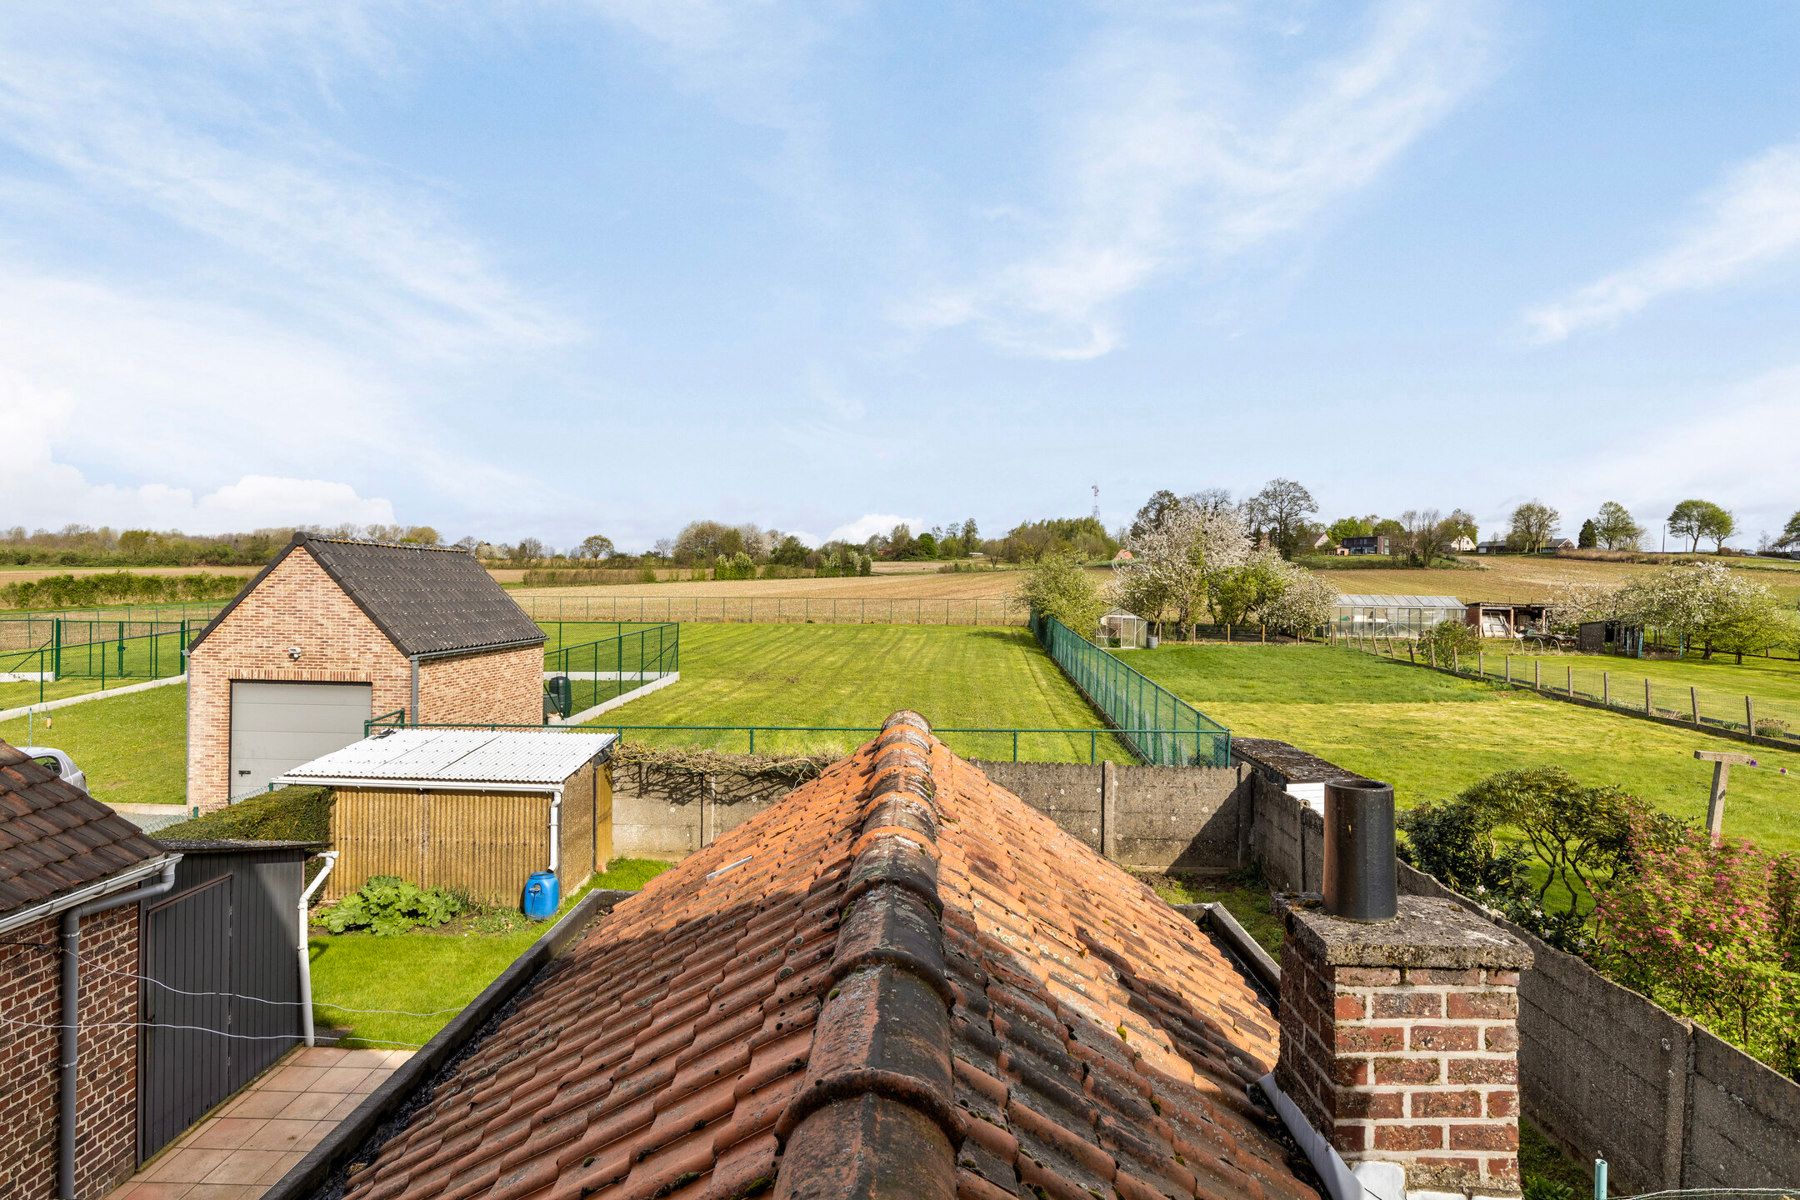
[187,547,546,811]
[1277,898,1530,1198]
[418,643,542,726]
[0,907,141,1200]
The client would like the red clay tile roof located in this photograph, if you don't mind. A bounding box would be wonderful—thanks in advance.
[0,741,168,918]
[338,713,1316,1200]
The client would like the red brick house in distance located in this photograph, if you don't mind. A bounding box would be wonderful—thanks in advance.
[185,535,546,811]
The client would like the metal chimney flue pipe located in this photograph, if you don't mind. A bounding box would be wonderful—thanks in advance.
[1323,778,1397,921]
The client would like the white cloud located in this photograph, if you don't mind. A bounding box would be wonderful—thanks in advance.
[0,257,540,532]
[1555,365,1800,541]
[1525,142,1800,342]
[826,514,924,544]
[900,0,1498,359]
[0,4,575,357]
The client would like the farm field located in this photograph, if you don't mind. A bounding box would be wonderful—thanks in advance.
[1127,643,1800,852]
[1444,645,1800,740]
[1320,553,1800,604]
[581,623,1133,762]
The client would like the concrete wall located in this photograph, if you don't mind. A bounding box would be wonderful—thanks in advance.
[611,756,1248,874]
[1244,742,1800,1192]
[1397,863,1800,1193]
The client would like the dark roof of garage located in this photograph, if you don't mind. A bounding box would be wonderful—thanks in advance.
[190,535,546,658]
[0,742,170,920]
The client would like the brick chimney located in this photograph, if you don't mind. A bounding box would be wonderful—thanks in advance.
[1276,896,1533,1197]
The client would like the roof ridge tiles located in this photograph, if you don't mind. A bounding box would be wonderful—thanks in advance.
[772,713,961,1200]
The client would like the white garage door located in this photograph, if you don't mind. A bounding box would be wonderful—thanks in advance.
[229,682,373,800]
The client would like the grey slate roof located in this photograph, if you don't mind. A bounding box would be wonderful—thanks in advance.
[0,742,169,919]
[189,535,546,658]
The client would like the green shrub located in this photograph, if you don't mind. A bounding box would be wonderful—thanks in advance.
[1420,619,1480,664]
[156,786,333,843]
[319,876,465,936]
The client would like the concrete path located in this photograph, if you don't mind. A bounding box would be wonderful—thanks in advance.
[107,1044,410,1199]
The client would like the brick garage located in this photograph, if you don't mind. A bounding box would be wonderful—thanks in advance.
[185,535,547,811]
[0,743,176,1200]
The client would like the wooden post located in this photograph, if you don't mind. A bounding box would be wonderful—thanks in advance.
[1695,750,1759,846]
[1602,670,1609,705]
[1566,664,1573,697]
[1643,677,1650,715]
[1746,695,1756,737]
[1534,660,1541,689]
[1504,656,1511,684]
[1478,650,1484,677]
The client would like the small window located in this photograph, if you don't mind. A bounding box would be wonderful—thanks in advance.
[33,754,61,776]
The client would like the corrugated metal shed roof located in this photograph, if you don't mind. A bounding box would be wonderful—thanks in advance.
[1333,593,1464,607]
[189,535,547,658]
[276,729,616,788]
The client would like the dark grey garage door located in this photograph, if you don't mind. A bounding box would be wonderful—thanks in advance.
[229,681,371,800]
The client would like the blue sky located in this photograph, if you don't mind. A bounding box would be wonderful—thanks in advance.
[2,1,1797,550]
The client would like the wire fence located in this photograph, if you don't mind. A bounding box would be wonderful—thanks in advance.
[0,619,199,707]
[1342,633,1800,745]
[1034,614,1232,767]
[543,623,680,716]
[511,594,1029,626]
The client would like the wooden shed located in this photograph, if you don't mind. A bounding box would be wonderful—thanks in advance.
[276,729,615,907]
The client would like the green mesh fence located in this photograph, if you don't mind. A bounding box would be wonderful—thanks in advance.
[543,623,680,716]
[1035,614,1232,766]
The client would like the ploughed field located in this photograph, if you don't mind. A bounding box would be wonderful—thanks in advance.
[1127,642,1800,852]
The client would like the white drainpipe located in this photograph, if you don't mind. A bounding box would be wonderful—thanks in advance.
[297,851,338,1047]
[547,787,563,876]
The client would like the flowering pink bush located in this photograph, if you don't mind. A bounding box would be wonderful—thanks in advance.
[1594,824,1800,1076]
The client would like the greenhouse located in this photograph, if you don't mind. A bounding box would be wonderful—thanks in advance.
[1330,594,1465,639]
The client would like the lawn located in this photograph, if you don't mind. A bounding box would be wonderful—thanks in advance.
[0,622,1126,806]
[0,683,188,808]
[1128,643,1800,852]
[581,623,1132,762]
[308,858,672,1048]
[1451,645,1800,740]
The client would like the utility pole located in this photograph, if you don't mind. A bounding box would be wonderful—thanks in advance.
[1694,750,1758,846]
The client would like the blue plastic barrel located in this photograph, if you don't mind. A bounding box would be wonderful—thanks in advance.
[522,871,560,920]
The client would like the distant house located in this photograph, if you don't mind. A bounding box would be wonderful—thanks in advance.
[1546,537,1577,551]
[1339,534,1390,556]
[1448,535,1476,552]
[1311,532,1333,551]
[1476,540,1510,554]
[1110,547,1133,564]
[184,534,548,811]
